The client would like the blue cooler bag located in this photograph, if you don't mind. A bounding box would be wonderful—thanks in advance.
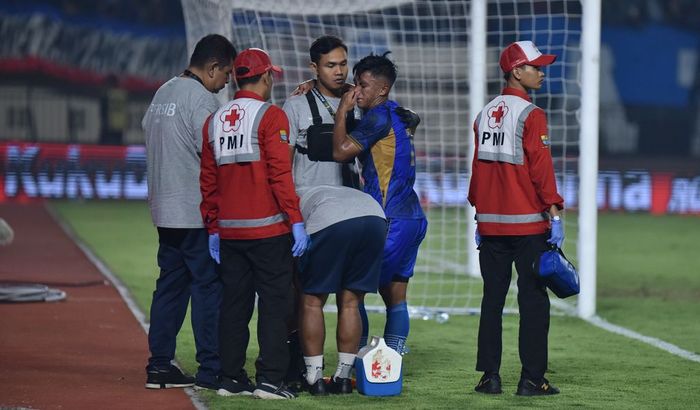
[534,246,580,298]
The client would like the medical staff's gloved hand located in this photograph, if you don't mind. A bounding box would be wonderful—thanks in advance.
[475,227,482,247]
[208,233,220,264]
[291,223,309,257]
[547,218,564,248]
[395,106,421,129]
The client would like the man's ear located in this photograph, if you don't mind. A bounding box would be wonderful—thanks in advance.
[379,81,390,97]
[206,61,219,78]
[309,62,319,77]
[512,66,523,81]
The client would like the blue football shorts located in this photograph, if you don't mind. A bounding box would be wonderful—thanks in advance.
[379,217,428,287]
[298,216,387,294]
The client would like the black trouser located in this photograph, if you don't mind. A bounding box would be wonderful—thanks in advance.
[219,234,294,385]
[148,227,221,385]
[476,234,550,382]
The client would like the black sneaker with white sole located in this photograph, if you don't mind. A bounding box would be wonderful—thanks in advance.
[145,365,195,389]
[217,375,255,396]
[253,382,298,399]
[193,379,220,392]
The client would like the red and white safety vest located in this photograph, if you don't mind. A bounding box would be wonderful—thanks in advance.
[200,90,302,240]
[468,87,563,236]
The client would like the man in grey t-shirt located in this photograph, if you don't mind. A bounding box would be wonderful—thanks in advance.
[297,185,386,395]
[281,36,361,392]
[283,35,360,195]
[141,34,236,392]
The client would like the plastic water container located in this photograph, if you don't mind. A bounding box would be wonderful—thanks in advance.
[354,336,403,396]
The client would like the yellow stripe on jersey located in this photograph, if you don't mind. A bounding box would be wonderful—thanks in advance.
[370,129,396,207]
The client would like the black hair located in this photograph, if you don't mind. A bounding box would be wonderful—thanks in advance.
[309,35,348,64]
[189,34,237,69]
[352,52,397,86]
[235,73,264,88]
[503,71,512,81]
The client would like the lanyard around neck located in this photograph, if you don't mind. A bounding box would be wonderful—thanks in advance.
[183,69,204,86]
[311,87,337,118]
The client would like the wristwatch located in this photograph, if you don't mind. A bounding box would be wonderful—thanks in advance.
[551,215,561,221]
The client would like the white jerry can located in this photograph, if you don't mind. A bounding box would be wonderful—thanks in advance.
[354,336,403,396]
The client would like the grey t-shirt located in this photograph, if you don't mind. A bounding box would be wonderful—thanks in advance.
[142,76,219,228]
[282,91,360,194]
[300,185,386,234]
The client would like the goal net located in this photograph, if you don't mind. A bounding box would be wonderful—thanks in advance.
[181,0,584,316]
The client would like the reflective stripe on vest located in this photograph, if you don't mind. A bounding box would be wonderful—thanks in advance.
[476,212,548,223]
[219,213,287,228]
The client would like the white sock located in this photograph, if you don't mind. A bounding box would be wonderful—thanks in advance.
[303,355,323,384]
[334,352,356,380]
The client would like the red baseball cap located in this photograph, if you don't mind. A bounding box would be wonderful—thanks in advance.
[499,41,557,72]
[233,48,282,79]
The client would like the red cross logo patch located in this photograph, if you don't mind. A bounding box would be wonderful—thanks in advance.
[220,105,245,132]
[487,101,509,129]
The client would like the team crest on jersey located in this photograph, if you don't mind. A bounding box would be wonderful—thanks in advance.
[487,101,509,129]
[540,134,550,146]
[220,105,245,132]
[279,130,288,142]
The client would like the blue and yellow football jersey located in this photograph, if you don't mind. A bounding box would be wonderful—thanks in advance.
[348,100,425,220]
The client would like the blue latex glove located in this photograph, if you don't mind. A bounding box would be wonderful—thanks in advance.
[208,233,220,264]
[475,227,482,247]
[291,223,309,257]
[547,218,564,248]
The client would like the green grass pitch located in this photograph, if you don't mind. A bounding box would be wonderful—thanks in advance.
[51,201,700,409]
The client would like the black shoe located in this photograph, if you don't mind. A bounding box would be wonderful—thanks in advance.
[328,377,353,394]
[474,372,502,394]
[516,378,560,396]
[303,378,329,396]
[253,382,297,400]
[145,365,195,389]
[286,380,304,394]
[193,378,219,392]
[217,374,255,396]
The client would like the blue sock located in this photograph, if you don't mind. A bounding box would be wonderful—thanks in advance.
[359,303,369,350]
[383,301,409,354]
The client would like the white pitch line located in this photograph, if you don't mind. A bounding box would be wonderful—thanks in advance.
[550,297,700,363]
[415,253,698,363]
[47,204,209,410]
[583,315,700,363]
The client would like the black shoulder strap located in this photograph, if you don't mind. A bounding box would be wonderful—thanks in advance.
[305,92,323,126]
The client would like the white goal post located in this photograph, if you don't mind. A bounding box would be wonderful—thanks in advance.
[181,0,600,318]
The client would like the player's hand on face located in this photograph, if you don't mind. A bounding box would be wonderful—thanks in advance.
[291,79,316,96]
[338,85,357,112]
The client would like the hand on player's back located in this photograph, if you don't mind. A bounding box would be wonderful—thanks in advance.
[290,79,316,96]
[395,106,421,130]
